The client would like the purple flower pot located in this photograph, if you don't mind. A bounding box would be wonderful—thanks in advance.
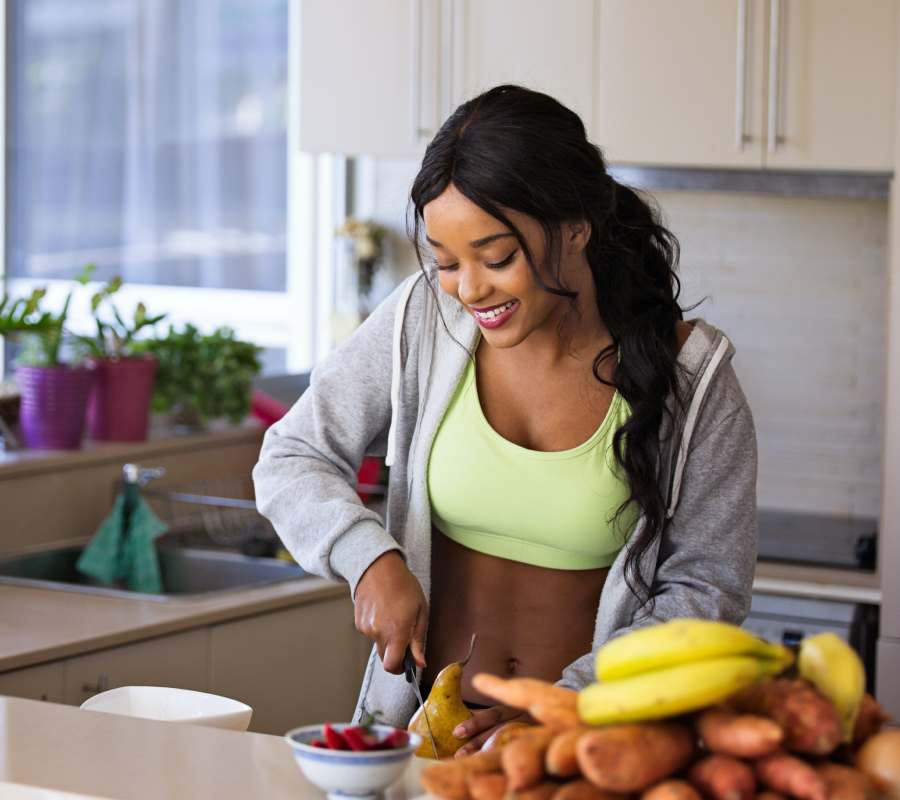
[17,364,95,450]
[86,355,157,442]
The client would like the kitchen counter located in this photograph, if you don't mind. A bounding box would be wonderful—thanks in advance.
[0,576,347,672]
[0,695,427,799]
[753,560,881,605]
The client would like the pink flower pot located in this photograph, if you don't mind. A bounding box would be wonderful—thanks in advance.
[17,364,95,450]
[86,355,157,442]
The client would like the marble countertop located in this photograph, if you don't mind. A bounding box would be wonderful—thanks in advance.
[0,695,427,799]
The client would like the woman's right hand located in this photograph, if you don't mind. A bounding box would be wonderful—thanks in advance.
[354,551,428,675]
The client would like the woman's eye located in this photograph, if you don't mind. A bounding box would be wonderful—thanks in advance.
[434,261,458,272]
[487,250,518,269]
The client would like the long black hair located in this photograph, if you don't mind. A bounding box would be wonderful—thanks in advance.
[408,84,689,606]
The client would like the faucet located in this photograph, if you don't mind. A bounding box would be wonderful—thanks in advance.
[122,463,167,487]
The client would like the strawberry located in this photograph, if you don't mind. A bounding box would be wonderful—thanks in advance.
[310,739,328,748]
[342,725,380,751]
[323,724,349,751]
[381,730,410,750]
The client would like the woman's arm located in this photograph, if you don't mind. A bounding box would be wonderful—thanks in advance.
[252,276,418,598]
[557,363,759,690]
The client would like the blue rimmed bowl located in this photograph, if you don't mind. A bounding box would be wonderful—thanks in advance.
[285,723,422,800]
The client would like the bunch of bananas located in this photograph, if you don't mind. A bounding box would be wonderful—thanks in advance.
[578,619,794,725]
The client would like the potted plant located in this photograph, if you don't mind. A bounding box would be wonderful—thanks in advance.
[133,324,262,433]
[0,271,95,450]
[75,268,166,442]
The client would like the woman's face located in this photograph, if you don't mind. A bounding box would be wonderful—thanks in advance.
[423,183,590,350]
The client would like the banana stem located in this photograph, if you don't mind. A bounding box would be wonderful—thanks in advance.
[461,633,478,667]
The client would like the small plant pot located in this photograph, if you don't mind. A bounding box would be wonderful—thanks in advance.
[86,355,157,442]
[17,364,95,450]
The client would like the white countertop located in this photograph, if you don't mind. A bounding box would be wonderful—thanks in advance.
[0,695,427,800]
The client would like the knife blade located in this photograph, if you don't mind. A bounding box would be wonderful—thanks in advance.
[403,647,439,759]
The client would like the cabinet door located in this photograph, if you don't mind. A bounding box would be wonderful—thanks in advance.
[594,0,767,167]
[457,0,595,129]
[765,0,896,171]
[0,661,65,703]
[296,0,441,156]
[210,597,367,735]
[63,629,209,706]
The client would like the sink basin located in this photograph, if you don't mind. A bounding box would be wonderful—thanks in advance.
[0,545,306,601]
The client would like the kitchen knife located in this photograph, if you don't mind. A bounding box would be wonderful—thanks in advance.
[403,647,439,759]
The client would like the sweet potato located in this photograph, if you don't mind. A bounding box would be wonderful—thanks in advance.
[420,750,503,800]
[641,779,703,800]
[576,722,695,793]
[688,754,756,800]
[472,674,578,711]
[756,793,787,800]
[556,779,629,800]
[502,728,558,791]
[513,782,561,800]
[851,693,891,747]
[815,763,878,800]
[482,722,534,752]
[695,706,783,758]
[753,752,826,800]
[531,703,582,731]
[730,679,841,756]
[546,728,590,778]
[467,772,509,800]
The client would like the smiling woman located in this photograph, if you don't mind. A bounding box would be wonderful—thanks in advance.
[253,85,758,747]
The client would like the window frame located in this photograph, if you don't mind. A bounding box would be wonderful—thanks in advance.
[1,0,340,380]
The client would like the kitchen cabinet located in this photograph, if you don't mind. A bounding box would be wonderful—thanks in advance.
[296,0,442,156]
[0,661,64,703]
[62,629,209,706]
[296,0,594,156]
[209,596,368,735]
[594,0,896,171]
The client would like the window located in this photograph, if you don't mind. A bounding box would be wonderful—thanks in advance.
[3,0,337,377]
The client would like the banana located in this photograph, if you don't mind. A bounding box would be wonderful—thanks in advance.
[798,632,865,742]
[595,618,792,682]
[578,653,788,725]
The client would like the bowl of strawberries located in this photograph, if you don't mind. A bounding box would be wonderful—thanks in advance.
[285,719,422,800]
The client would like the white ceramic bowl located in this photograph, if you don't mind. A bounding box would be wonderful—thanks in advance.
[80,686,253,731]
[285,723,422,800]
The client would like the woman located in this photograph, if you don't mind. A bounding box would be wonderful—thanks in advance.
[253,85,757,752]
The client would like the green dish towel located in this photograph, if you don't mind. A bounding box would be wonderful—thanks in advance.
[76,483,168,594]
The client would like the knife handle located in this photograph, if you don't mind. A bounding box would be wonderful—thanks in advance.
[403,646,417,683]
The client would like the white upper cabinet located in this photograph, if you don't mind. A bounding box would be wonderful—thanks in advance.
[455,0,596,129]
[765,0,897,171]
[296,0,443,156]
[593,0,768,168]
[593,0,897,171]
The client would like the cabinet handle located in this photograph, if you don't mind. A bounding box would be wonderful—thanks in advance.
[767,0,785,153]
[735,0,750,149]
[82,674,110,694]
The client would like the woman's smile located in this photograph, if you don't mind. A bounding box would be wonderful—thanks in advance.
[471,299,520,328]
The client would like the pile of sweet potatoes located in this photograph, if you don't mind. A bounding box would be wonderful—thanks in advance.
[419,676,892,800]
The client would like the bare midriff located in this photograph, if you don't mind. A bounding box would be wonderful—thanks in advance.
[421,526,609,705]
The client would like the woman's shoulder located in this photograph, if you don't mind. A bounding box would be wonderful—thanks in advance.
[675,320,693,354]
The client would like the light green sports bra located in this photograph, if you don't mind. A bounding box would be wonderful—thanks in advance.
[427,357,639,571]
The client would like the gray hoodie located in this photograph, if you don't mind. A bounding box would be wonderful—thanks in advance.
[253,271,758,726]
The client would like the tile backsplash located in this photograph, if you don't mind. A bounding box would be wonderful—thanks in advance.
[363,157,887,519]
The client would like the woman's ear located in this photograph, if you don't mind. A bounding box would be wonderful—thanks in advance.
[565,220,592,254]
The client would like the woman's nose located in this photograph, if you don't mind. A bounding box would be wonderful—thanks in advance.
[457,266,489,307]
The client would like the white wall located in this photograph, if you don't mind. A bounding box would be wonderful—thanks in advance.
[357,156,888,519]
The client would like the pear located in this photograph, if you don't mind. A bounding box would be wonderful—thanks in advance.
[409,634,477,759]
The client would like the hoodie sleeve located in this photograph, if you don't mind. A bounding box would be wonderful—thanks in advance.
[556,360,758,690]
[252,276,420,598]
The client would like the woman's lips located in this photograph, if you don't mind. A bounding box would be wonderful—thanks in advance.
[472,300,520,329]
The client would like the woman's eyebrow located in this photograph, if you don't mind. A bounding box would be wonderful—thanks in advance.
[425,232,515,249]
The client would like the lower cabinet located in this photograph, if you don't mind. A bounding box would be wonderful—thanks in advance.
[0,595,370,735]
[63,629,209,707]
[210,596,369,735]
[0,661,64,703]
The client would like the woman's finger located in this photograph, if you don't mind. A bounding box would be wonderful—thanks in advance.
[410,605,428,669]
[454,724,505,758]
[382,632,408,675]
[453,706,511,739]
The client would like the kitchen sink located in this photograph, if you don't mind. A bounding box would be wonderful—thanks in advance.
[0,545,306,601]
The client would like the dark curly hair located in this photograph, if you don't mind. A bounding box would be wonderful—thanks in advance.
[407,84,692,607]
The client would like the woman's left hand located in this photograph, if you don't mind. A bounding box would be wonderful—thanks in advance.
[452,706,527,757]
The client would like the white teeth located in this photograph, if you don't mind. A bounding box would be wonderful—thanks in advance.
[474,300,516,320]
